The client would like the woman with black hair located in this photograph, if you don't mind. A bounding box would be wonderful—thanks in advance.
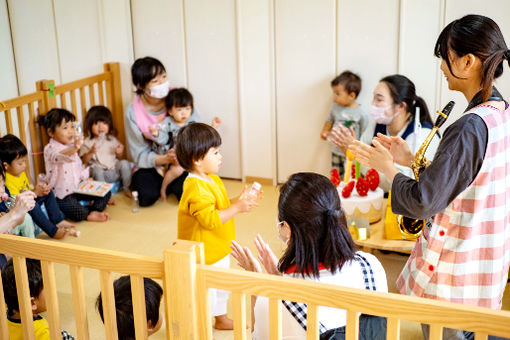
[351,14,510,340]
[231,172,388,339]
[124,57,188,206]
[330,74,439,192]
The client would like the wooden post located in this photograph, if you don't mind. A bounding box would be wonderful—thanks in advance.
[36,79,57,147]
[163,241,202,340]
[104,62,125,146]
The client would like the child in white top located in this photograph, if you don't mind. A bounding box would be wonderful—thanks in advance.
[80,106,131,196]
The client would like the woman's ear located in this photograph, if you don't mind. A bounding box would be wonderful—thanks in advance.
[282,221,292,241]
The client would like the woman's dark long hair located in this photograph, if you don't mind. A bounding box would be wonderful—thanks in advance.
[380,74,433,126]
[277,172,356,278]
[434,14,509,102]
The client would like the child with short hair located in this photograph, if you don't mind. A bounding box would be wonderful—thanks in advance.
[96,275,163,339]
[149,88,221,200]
[0,134,73,238]
[2,258,75,339]
[320,71,368,176]
[37,108,111,222]
[80,106,132,196]
[175,122,259,330]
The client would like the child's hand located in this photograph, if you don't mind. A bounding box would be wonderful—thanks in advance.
[34,183,50,197]
[74,135,84,150]
[320,130,329,140]
[167,148,178,165]
[233,186,259,213]
[148,124,160,137]
[115,143,124,156]
[211,117,222,128]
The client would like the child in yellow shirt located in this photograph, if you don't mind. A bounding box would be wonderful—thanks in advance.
[2,258,75,339]
[175,122,261,330]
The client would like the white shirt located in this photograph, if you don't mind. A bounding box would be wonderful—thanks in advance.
[251,251,388,339]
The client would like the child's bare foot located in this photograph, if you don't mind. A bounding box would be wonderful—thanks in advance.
[57,220,75,229]
[214,314,234,330]
[87,211,109,222]
[52,227,69,239]
[108,198,116,205]
[159,190,167,201]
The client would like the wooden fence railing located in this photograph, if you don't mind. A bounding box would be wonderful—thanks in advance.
[0,62,124,180]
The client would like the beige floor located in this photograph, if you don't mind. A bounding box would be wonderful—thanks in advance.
[35,179,510,340]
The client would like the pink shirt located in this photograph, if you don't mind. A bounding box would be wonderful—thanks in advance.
[44,138,90,199]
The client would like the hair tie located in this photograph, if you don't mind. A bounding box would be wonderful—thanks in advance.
[326,209,341,217]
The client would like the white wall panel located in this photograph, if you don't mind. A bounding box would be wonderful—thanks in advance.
[337,0,400,116]
[184,0,241,179]
[399,0,442,116]
[238,0,274,180]
[0,0,18,99]
[7,0,60,94]
[131,0,188,88]
[275,0,336,182]
[440,0,510,130]
[98,0,135,109]
[53,0,103,83]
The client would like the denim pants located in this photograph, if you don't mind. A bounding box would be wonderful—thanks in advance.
[29,190,65,237]
[320,315,387,340]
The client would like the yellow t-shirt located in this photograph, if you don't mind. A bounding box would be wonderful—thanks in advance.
[178,174,235,265]
[5,171,30,195]
[7,315,50,340]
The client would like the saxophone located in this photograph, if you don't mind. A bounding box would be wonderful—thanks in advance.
[397,101,455,238]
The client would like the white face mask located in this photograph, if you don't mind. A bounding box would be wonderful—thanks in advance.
[148,81,171,99]
[369,105,396,125]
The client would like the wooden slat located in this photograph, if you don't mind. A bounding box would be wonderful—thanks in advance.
[88,84,96,107]
[99,270,119,340]
[16,106,32,183]
[306,303,319,340]
[104,74,113,111]
[475,332,489,340]
[79,86,87,117]
[0,234,163,277]
[41,261,61,340]
[429,324,443,340]
[0,91,44,110]
[28,102,43,176]
[386,317,400,340]
[0,265,11,339]
[233,292,246,340]
[196,270,213,340]
[60,93,67,110]
[12,256,36,340]
[269,298,282,340]
[98,81,105,106]
[346,310,359,340]
[5,109,13,134]
[70,89,77,115]
[130,275,148,340]
[198,266,510,338]
[69,265,89,340]
[53,73,109,95]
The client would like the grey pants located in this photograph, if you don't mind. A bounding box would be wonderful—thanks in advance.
[90,160,131,191]
[422,324,509,340]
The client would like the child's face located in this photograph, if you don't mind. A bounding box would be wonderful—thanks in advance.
[197,146,222,174]
[91,121,110,137]
[4,155,28,177]
[32,288,47,314]
[49,119,75,144]
[332,84,355,107]
[169,106,192,124]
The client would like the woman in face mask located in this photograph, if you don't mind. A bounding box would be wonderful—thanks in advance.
[330,74,440,192]
[230,172,388,339]
[124,57,190,207]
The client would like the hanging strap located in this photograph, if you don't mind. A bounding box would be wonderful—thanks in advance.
[282,253,377,334]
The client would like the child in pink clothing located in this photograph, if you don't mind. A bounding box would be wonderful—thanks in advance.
[38,108,111,222]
